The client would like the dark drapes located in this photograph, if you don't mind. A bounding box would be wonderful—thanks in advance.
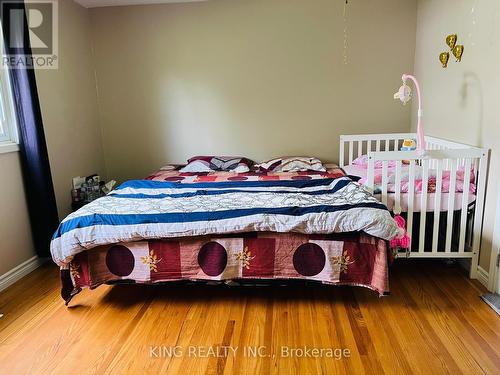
[1,0,59,257]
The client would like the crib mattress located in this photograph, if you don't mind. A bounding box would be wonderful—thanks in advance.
[343,164,476,212]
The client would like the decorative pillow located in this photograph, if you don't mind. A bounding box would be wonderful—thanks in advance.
[179,161,214,173]
[255,157,326,172]
[180,156,254,173]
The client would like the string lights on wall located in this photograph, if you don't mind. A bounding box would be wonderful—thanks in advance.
[343,0,349,65]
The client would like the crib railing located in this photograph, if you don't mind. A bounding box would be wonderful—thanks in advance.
[339,134,488,279]
[339,133,414,167]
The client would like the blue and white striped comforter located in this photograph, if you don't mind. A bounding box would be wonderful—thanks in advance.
[50,177,401,266]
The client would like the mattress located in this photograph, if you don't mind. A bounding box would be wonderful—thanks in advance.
[62,231,391,304]
[343,164,476,212]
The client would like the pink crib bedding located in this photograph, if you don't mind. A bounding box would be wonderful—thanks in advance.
[348,155,476,194]
[343,164,476,212]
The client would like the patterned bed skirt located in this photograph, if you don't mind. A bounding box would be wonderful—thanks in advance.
[61,232,391,304]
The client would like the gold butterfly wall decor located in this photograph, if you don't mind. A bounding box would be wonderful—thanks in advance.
[439,52,450,68]
[439,34,464,68]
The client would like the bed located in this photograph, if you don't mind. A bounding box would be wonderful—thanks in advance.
[51,164,401,304]
[339,134,489,280]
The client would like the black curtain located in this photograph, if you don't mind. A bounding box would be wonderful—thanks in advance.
[1,0,59,257]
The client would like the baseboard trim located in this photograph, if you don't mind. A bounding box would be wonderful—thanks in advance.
[477,266,490,290]
[0,256,491,293]
[0,256,45,292]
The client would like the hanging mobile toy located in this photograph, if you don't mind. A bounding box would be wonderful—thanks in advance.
[393,74,425,156]
[393,80,412,105]
[390,74,426,253]
[394,81,417,152]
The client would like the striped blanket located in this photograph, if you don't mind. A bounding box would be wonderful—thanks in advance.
[51,176,401,267]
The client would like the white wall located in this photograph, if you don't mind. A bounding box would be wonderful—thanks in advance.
[90,0,417,181]
[35,0,106,219]
[0,153,34,275]
[414,0,500,270]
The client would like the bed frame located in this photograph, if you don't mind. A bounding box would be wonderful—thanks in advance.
[339,133,488,279]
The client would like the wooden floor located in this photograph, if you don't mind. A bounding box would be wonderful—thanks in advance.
[0,260,499,375]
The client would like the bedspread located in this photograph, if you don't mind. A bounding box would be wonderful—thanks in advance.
[61,232,391,303]
[51,174,401,267]
[145,164,346,182]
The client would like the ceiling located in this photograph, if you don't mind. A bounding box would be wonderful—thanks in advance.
[74,0,206,8]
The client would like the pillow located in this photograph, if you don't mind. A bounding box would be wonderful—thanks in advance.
[256,157,326,172]
[179,160,214,173]
[180,156,254,173]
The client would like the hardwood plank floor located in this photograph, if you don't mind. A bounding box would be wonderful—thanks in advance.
[0,260,499,374]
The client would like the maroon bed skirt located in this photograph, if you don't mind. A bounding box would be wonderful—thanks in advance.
[61,232,391,304]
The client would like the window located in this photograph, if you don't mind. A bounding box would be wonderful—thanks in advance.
[0,23,18,147]
[0,67,18,144]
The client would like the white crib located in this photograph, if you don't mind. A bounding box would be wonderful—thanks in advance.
[339,133,489,279]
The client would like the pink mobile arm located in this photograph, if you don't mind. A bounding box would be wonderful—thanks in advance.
[402,74,425,152]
